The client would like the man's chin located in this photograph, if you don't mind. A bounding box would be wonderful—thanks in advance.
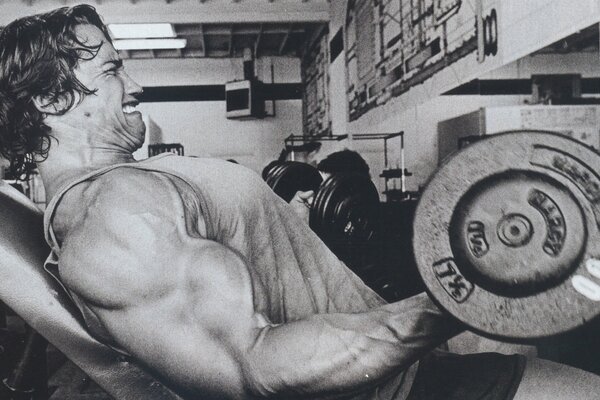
[132,130,146,150]
[123,123,146,152]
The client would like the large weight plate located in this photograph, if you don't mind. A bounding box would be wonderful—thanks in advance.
[268,162,322,203]
[413,130,600,340]
[310,173,379,263]
[263,161,283,181]
[310,174,338,240]
[265,163,287,188]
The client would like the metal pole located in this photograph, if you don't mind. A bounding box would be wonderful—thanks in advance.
[384,138,388,169]
[400,133,406,193]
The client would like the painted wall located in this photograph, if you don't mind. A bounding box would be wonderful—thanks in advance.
[323,0,600,195]
[136,100,301,172]
[125,56,302,174]
[327,0,600,121]
[338,52,600,191]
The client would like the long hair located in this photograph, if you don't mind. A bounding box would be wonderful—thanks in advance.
[0,5,111,178]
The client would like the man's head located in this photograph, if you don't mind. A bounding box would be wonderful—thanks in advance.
[0,5,144,177]
[317,150,370,181]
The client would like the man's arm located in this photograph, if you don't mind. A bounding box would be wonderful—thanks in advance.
[58,169,463,399]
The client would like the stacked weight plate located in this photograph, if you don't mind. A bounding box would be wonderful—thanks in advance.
[264,161,323,203]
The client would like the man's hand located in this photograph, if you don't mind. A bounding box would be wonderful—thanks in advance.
[289,190,315,223]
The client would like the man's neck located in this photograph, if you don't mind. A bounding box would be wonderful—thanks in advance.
[38,124,137,201]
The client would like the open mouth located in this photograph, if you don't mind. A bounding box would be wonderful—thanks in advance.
[122,101,139,115]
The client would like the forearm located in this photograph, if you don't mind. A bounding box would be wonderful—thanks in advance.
[244,292,464,397]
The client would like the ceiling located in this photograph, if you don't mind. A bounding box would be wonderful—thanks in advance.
[1,0,330,59]
[535,23,599,55]
[119,21,325,59]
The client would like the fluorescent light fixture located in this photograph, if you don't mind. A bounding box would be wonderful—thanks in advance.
[108,23,176,39]
[113,38,187,50]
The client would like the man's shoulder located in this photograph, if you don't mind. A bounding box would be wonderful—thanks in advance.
[82,166,184,209]
[56,166,187,235]
[94,166,170,193]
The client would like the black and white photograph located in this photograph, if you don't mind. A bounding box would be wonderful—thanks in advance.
[0,0,599,398]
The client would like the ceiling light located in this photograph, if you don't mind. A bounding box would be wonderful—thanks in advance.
[113,38,187,50]
[108,23,176,39]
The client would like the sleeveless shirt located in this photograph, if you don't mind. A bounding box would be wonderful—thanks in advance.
[43,154,417,399]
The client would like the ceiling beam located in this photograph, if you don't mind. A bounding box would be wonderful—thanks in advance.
[228,26,234,57]
[279,24,292,55]
[203,26,305,35]
[174,25,304,36]
[254,23,263,58]
[199,23,206,57]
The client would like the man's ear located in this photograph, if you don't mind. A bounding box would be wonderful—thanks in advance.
[32,94,74,115]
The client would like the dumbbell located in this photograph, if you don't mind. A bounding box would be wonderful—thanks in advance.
[413,130,600,340]
[264,161,323,203]
[263,161,380,269]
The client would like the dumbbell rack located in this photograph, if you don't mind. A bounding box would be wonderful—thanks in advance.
[284,131,411,201]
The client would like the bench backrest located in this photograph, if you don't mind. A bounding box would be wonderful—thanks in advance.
[0,181,183,399]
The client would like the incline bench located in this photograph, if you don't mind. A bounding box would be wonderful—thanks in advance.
[0,181,183,399]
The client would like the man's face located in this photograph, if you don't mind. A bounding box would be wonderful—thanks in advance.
[62,24,145,150]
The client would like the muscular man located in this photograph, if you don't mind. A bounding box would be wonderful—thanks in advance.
[0,5,597,399]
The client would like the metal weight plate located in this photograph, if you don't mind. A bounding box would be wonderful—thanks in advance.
[309,174,337,239]
[265,163,287,188]
[268,162,323,203]
[413,130,600,340]
[262,161,283,181]
[310,173,380,264]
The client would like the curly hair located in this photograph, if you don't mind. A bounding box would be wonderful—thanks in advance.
[0,5,111,178]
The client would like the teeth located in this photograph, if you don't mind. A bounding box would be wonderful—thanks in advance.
[122,105,136,114]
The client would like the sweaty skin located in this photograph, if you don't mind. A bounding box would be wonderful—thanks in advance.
[52,168,462,399]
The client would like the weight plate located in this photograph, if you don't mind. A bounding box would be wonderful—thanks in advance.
[311,173,379,262]
[269,162,322,203]
[413,130,600,340]
[262,161,283,181]
[309,174,336,237]
[265,163,286,188]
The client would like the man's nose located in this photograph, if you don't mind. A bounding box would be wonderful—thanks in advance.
[123,72,143,97]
